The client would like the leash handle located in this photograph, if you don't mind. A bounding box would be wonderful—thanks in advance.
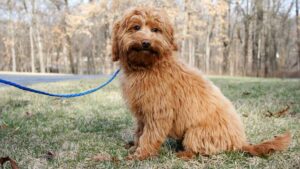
[0,69,120,98]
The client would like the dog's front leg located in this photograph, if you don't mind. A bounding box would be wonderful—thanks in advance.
[126,117,172,160]
[125,120,144,153]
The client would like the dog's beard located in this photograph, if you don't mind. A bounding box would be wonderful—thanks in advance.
[125,44,160,69]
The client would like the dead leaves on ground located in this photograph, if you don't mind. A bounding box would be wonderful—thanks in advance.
[0,156,19,169]
[0,123,7,129]
[265,105,290,118]
[0,120,8,129]
[242,91,251,96]
[25,111,33,117]
[43,151,55,161]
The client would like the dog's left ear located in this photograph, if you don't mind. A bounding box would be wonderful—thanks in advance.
[112,21,120,62]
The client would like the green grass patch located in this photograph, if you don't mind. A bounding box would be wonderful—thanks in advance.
[0,77,299,168]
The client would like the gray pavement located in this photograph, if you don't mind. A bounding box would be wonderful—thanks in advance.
[0,73,105,87]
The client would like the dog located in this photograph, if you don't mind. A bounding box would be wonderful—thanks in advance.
[111,7,291,160]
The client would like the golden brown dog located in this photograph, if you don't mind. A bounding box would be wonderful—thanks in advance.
[111,7,291,160]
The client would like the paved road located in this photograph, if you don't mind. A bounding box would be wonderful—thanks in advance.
[0,73,105,87]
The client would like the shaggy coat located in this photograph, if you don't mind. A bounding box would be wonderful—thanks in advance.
[111,7,291,160]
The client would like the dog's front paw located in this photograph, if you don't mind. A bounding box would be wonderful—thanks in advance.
[125,148,157,160]
[125,153,151,161]
[125,154,137,160]
[176,151,196,160]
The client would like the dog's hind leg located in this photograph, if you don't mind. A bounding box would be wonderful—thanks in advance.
[178,126,225,159]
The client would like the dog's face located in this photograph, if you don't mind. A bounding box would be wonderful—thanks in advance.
[112,7,177,69]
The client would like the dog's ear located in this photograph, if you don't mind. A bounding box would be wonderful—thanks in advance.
[112,20,121,62]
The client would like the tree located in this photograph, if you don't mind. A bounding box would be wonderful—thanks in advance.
[220,0,231,74]
[23,0,36,73]
[63,0,76,74]
[252,0,263,76]
[7,0,16,72]
[296,0,300,71]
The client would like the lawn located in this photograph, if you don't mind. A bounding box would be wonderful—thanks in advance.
[0,76,299,169]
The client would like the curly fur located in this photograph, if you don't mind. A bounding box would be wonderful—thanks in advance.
[111,7,292,160]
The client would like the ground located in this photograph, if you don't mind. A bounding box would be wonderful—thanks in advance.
[0,76,299,169]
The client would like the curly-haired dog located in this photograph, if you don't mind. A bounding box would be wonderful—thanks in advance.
[111,7,291,160]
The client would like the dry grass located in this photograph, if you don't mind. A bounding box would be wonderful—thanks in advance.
[0,76,299,168]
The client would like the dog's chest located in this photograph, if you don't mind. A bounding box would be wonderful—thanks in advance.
[120,72,173,114]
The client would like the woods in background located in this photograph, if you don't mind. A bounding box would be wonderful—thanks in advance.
[0,0,299,77]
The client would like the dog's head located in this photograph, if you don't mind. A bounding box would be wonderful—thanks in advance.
[112,7,177,69]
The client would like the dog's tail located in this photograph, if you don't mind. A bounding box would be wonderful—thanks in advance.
[241,132,292,156]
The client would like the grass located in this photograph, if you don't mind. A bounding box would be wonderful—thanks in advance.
[0,76,299,169]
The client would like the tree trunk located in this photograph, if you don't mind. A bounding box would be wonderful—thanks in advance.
[181,0,189,61]
[205,35,211,74]
[222,42,230,75]
[252,0,263,76]
[205,17,215,74]
[66,35,76,73]
[8,2,16,72]
[23,0,36,73]
[221,0,231,75]
[55,44,62,73]
[29,24,35,73]
[36,26,45,73]
[188,38,195,66]
[181,15,188,60]
[10,23,16,72]
[263,25,270,77]
[77,48,83,74]
[63,0,76,74]
[243,19,250,76]
[296,0,300,71]
[257,37,262,76]
[90,40,96,74]
[270,27,278,75]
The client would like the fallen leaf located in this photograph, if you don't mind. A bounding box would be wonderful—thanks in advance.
[111,156,120,164]
[25,112,33,117]
[242,91,251,96]
[0,120,8,129]
[273,105,290,117]
[43,151,55,160]
[0,124,7,129]
[266,105,290,117]
[0,156,19,169]
[242,113,249,117]
[265,111,273,117]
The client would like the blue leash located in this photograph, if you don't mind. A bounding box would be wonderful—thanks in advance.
[0,69,120,98]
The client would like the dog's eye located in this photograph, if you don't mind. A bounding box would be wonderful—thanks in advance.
[133,25,141,31]
[151,28,159,32]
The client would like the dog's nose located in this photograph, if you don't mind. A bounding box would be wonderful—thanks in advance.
[142,40,151,49]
